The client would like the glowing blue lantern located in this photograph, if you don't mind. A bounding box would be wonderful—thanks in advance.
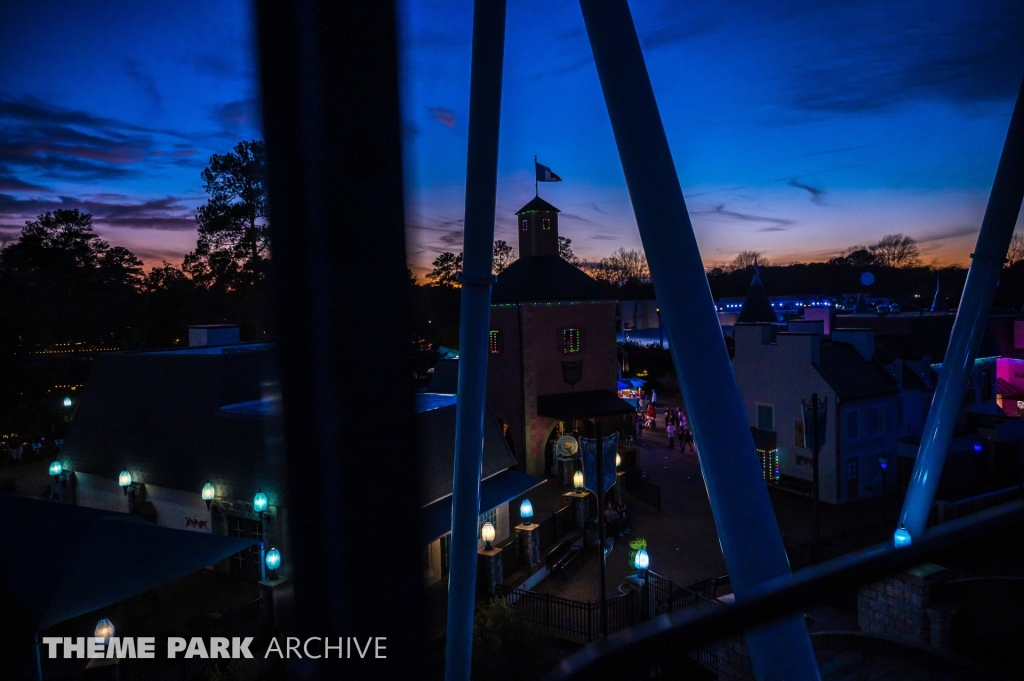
[878,457,888,471]
[95,618,114,645]
[265,547,281,572]
[118,469,132,495]
[634,548,650,571]
[893,524,911,548]
[63,396,72,408]
[520,499,534,526]
[253,490,268,517]
[201,481,215,510]
[973,443,983,453]
[49,461,63,476]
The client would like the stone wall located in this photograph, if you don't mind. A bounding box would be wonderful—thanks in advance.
[857,563,953,650]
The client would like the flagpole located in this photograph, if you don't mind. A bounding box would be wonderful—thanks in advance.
[534,155,538,196]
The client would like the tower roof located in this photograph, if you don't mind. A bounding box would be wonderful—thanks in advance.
[515,196,560,215]
[492,256,610,303]
[736,270,779,323]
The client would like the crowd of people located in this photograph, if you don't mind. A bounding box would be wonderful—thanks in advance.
[632,391,694,452]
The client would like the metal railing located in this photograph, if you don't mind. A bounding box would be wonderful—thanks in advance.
[498,534,523,582]
[120,595,273,681]
[495,585,636,643]
[646,572,721,670]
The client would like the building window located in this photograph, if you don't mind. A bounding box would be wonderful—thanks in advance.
[846,410,859,440]
[847,458,859,481]
[521,218,529,231]
[561,328,582,354]
[541,217,550,230]
[756,404,774,432]
[489,330,501,354]
[867,407,885,434]
[228,517,264,581]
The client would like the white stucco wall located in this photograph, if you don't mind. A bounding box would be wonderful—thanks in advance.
[75,472,214,532]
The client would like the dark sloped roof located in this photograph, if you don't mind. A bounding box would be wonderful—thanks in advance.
[815,344,899,401]
[418,400,518,505]
[421,470,545,542]
[62,346,286,506]
[515,196,560,214]
[537,389,637,420]
[900,363,926,389]
[737,272,779,323]
[492,255,611,303]
[0,494,257,631]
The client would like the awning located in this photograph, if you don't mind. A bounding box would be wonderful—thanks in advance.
[421,469,546,543]
[0,495,259,632]
[537,389,637,421]
[750,427,777,451]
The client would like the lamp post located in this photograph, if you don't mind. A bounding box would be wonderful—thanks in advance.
[480,521,495,550]
[879,457,889,521]
[202,481,215,510]
[519,499,533,527]
[49,461,63,476]
[801,393,828,539]
[253,490,268,520]
[634,548,650,617]
[118,469,132,496]
[573,469,584,493]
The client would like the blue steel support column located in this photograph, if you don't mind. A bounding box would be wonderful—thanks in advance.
[899,73,1024,541]
[444,2,507,681]
[578,2,820,679]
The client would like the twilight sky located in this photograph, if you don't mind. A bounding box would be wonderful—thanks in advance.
[2,1,1023,276]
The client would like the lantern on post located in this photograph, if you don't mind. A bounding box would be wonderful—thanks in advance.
[265,547,281,576]
[49,461,63,476]
[95,618,114,645]
[519,499,534,526]
[480,522,495,550]
[573,469,584,492]
[894,524,911,547]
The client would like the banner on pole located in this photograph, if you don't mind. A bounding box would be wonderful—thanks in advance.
[579,432,619,495]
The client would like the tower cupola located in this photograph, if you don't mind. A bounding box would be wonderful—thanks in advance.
[515,196,560,258]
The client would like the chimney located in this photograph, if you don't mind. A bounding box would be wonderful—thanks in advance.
[833,328,874,360]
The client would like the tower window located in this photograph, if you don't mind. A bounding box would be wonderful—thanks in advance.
[541,217,550,230]
[561,328,581,354]
[521,218,529,231]
[489,330,501,354]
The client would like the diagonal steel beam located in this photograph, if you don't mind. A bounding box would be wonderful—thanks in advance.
[899,73,1024,541]
[577,1,820,679]
[444,2,507,680]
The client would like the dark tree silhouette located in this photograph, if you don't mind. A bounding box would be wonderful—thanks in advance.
[426,251,463,287]
[558,236,580,266]
[493,240,515,274]
[184,140,269,289]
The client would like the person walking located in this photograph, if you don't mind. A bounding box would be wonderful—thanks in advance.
[666,421,676,449]
[635,412,645,444]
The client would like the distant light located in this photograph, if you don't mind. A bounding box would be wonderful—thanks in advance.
[253,490,269,515]
[520,499,534,526]
[63,397,72,408]
[893,524,911,547]
[481,521,495,550]
[633,548,649,571]
[878,457,888,471]
[95,618,114,644]
[49,461,63,476]
[973,443,983,453]
[265,547,281,571]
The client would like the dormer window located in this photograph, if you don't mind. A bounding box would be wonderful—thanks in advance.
[521,218,529,231]
[541,218,550,230]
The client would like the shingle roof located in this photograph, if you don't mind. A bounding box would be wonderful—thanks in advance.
[515,196,560,214]
[737,272,779,323]
[815,343,899,401]
[417,399,518,505]
[492,255,611,303]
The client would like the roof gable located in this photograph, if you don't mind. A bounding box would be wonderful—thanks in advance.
[815,343,899,401]
[492,256,611,303]
[515,196,560,214]
[737,272,779,323]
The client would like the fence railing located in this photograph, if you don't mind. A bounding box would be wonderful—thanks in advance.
[623,469,661,511]
[646,571,721,670]
[498,534,523,582]
[120,595,273,681]
[495,585,636,643]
